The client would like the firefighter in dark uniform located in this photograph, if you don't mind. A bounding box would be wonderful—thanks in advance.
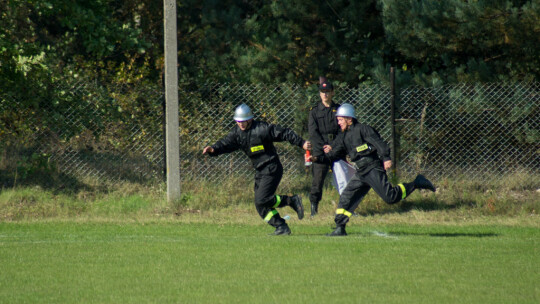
[309,103,436,236]
[308,79,341,216]
[203,103,311,235]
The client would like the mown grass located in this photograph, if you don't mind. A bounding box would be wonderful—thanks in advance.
[0,174,538,303]
[0,222,538,303]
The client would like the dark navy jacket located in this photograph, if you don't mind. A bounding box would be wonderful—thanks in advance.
[308,102,340,157]
[210,120,306,170]
[317,121,391,175]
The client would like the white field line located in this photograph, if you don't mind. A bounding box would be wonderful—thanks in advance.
[371,231,399,239]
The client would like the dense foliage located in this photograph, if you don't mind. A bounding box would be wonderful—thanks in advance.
[1,1,538,187]
[381,0,540,85]
[1,0,538,91]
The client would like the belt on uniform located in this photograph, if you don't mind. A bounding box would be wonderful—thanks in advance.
[352,155,379,170]
[254,156,278,170]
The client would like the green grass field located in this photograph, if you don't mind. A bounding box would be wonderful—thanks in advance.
[1,221,538,303]
[1,175,539,303]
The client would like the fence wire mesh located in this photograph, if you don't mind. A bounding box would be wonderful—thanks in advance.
[1,79,538,189]
[180,83,307,184]
[398,82,539,180]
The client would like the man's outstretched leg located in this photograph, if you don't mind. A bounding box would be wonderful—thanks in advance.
[412,174,436,192]
[274,194,304,220]
[289,195,304,220]
[369,171,436,205]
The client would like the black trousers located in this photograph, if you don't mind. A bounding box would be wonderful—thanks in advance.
[253,161,292,228]
[309,162,330,204]
[334,167,415,227]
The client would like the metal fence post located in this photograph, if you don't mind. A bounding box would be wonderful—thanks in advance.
[164,0,180,201]
[390,67,398,178]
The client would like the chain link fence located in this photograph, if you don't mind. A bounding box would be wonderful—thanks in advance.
[1,78,165,187]
[183,83,392,185]
[1,79,538,189]
[398,82,539,181]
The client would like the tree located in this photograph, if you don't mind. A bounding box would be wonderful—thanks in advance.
[380,0,540,85]
[157,0,387,86]
[0,0,158,147]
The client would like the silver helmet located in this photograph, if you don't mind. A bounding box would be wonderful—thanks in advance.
[336,103,356,119]
[233,103,254,121]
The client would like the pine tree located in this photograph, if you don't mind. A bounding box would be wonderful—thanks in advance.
[380,0,540,84]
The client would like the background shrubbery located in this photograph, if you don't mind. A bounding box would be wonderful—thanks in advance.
[1,1,538,197]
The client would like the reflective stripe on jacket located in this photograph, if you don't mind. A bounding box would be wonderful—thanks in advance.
[318,121,391,175]
[210,120,306,170]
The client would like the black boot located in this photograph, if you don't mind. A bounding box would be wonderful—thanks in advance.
[413,174,436,192]
[271,223,291,236]
[310,201,319,217]
[290,195,304,220]
[326,225,347,236]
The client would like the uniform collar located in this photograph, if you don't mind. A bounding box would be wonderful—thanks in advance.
[344,120,358,132]
[318,101,337,110]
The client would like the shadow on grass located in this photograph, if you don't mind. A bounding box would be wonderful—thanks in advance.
[0,168,92,194]
[294,231,500,238]
[305,231,500,238]
[385,231,499,238]
[359,196,477,217]
[1,147,163,195]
